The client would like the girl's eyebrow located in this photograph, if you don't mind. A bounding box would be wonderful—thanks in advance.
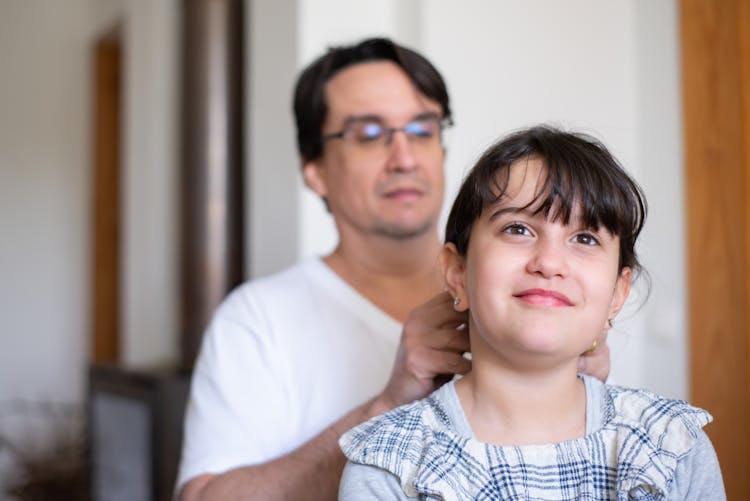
[488,205,600,232]
[488,206,534,222]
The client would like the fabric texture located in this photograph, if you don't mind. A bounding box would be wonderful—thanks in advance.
[340,376,725,500]
[176,258,402,492]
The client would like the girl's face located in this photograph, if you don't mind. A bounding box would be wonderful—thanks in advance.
[443,157,631,370]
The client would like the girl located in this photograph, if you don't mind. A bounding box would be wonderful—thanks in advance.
[338,126,725,500]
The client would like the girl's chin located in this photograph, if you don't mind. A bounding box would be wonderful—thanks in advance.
[481,342,581,362]
[499,337,591,364]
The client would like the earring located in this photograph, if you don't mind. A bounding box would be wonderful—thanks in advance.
[608,318,614,328]
[453,296,461,306]
[590,339,598,351]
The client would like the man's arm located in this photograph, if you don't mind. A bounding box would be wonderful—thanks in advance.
[179,396,390,501]
[179,292,471,501]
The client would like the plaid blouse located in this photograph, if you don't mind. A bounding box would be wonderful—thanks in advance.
[340,378,712,500]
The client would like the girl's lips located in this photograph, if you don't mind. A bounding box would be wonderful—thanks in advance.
[514,288,573,307]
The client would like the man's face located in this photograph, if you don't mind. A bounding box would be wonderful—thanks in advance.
[303,61,445,241]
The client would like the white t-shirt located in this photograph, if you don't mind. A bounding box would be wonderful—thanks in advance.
[176,258,402,491]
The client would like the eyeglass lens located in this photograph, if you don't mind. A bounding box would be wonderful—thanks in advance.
[351,117,440,145]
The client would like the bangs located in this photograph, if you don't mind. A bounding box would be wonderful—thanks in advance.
[482,153,643,238]
[446,126,647,271]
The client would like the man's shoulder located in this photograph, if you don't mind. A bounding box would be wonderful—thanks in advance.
[203,259,324,336]
[222,258,323,306]
[238,257,322,293]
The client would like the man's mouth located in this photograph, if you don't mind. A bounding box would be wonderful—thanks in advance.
[383,187,424,200]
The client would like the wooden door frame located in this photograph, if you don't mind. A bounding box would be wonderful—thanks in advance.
[681,1,750,499]
[91,29,122,363]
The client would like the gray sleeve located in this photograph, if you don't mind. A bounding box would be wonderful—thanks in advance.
[667,430,726,500]
[339,460,413,501]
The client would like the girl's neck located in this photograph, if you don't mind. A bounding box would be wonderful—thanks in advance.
[455,363,586,446]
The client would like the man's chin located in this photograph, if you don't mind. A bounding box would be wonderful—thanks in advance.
[373,220,435,240]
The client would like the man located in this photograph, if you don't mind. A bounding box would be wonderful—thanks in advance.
[177,38,609,501]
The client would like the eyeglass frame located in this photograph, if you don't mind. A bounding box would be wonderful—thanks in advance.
[320,112,454,148]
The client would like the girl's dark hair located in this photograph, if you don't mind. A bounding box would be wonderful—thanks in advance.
[445,125,647,273]
[293,37,452,163]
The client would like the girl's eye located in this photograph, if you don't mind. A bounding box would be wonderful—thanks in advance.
[574,232,600,246]
[503,223,531,236]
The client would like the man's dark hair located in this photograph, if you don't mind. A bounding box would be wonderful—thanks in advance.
[445,125,647,274]
[293,37,452,163]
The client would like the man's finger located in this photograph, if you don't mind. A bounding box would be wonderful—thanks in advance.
[418,325,470,352]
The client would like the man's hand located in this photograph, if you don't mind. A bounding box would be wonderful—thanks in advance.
[375,292,471,412]
[578,329,611,382]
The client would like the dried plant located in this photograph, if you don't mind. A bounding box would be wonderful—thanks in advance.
[0,400,88,501]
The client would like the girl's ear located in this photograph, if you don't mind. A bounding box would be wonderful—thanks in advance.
[607,266,632,325]
[440,243,469,311]
[302,160,328,197]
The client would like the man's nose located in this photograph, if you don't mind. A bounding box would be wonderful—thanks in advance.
[384,130,417,171]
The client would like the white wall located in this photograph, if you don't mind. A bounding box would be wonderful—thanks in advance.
[0,0,91,404]
[631,0,686,398]
[247,0,300,277]
[91,0,180,369]
[250,0,686,398]
[113,0,179,368]
[0,0,179,410]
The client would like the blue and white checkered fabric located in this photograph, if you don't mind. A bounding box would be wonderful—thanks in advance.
[340,384,711,500]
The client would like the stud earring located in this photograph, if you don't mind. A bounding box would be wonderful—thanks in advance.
[453,297,461,306]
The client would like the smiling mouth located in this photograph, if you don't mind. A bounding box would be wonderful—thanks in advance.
[513,288,573,307]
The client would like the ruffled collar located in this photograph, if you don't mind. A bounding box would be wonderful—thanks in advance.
[341,380,711,500]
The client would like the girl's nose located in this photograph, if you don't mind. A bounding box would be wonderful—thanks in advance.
[526,238,568,278]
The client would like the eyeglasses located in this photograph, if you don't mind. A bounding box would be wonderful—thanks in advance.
[321,114,453,154]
